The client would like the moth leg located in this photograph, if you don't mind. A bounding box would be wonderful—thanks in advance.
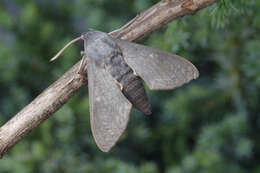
[116,81,123,91]
[78,52,87,75]
[133,70,138,76]
[80,51,85,56]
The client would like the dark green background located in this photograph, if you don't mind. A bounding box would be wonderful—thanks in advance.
[0,0,260,172]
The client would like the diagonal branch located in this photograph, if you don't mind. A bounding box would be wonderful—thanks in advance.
[0,0,219,158]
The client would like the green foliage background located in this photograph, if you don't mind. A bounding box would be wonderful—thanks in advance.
[0,0,260,172]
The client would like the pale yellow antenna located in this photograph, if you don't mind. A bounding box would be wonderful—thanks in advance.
[50,35,83,62]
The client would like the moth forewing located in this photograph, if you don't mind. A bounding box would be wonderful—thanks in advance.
[87,56,132,152]
[115,39,199,90]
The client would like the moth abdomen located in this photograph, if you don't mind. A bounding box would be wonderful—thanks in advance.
[105,53,151,115]
[121,73,152,115]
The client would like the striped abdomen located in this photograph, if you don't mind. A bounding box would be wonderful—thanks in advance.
[121,72,152,115]
[105,50,151,115]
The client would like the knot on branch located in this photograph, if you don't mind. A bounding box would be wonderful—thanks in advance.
[181,0,199,11]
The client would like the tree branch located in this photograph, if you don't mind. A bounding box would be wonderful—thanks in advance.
[0,0,219,158]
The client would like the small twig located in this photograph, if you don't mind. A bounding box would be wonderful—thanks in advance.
[0,0,219,158]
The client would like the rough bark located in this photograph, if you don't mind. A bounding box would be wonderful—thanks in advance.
[0,0,219,158]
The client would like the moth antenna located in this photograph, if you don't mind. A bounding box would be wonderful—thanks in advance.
[50,36,84,62]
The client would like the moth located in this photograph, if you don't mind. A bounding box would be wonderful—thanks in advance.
[51,29,199,152]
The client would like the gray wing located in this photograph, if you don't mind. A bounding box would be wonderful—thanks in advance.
[87,57,132,152]
[115,39,199,90]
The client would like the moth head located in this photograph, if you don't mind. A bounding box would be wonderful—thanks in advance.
[82,30,118,62]
[82,29,108,43]
[50,29,116,63]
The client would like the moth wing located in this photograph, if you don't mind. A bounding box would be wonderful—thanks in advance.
[115,39,199,90]
[87,57,132,152]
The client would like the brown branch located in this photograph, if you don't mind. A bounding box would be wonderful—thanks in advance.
[0,0,219,158]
